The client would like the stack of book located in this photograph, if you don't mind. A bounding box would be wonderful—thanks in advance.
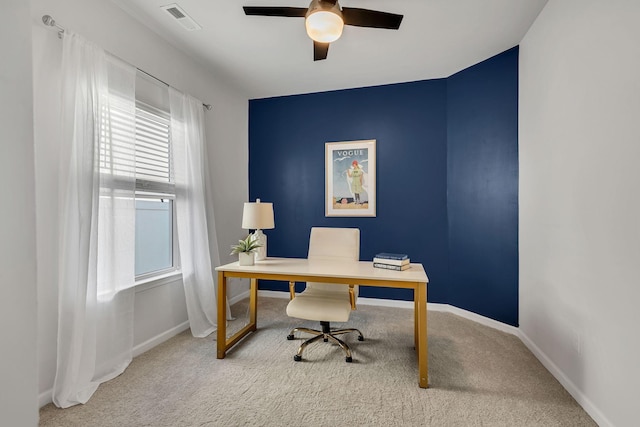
[373,253,411,271]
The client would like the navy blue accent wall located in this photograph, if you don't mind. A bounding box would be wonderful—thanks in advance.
[447,47,519,325]
[249,80,449,302]
[248,47,519,325]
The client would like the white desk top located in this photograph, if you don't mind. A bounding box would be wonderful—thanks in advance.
[216,257,428,283]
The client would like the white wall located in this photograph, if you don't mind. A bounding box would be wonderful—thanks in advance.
[0,1,38,425]
[519,1,640,426]
[30,0,249,406]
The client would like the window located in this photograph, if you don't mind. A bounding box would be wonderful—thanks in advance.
[99,92,178,282]
[134,102,179,280]
[135,198,173,276]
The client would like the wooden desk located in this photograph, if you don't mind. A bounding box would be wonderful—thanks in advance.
[215,257,430,388]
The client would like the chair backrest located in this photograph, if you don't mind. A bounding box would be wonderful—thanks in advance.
[306,227,360,296]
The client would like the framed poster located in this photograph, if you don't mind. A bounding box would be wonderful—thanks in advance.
[325,139,376,217]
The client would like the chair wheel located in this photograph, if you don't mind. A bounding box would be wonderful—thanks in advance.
[345,356,353,363]
[287,334,294,340]
[294,355,302,362]
[358,335,364,341]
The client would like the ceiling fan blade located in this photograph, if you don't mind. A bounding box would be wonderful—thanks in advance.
[243,6,308,18]
[313,41,329,61]
[341,8,403,29]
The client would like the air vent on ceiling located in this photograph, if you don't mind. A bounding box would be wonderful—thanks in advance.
[161,3,201,31]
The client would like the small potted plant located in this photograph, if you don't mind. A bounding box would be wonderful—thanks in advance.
[230,235,263,266]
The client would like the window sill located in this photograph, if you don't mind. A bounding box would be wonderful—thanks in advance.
[135,270,182,293]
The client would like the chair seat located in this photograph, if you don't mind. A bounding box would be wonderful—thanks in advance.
[286,289,352,323]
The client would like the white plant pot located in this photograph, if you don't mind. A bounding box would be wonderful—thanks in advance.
[238,252,255,266]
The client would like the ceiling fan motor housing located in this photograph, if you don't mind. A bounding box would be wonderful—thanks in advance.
[306,0,342,17]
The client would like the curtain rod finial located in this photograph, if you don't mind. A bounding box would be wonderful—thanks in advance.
[42,15,55,26]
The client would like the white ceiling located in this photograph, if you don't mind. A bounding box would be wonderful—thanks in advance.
[112,0,548,99]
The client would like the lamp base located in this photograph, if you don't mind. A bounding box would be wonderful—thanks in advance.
[251,229,267,261]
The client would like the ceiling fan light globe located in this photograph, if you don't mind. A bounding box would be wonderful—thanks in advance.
[305,11,344,43]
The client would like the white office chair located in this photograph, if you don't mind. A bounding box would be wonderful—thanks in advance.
[286,227,364,362]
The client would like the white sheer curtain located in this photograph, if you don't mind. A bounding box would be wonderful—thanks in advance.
[53,32,137,408]
[169,88,223,337]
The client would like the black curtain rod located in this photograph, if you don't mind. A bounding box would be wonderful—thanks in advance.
[41,15,213,111]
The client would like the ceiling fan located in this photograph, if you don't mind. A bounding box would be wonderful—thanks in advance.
[243,0,403,61]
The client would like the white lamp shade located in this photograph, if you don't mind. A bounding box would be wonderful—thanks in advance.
[305,11,344,43]
[242,201,275,230]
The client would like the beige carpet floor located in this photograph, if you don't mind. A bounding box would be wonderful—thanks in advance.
[39,297,596,426]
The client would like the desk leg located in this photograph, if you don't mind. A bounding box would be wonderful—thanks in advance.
[417,282,428,388]
[414,296,418,352]
[218,276,259,355]
[217,271,227,359]
[249,278,258,331]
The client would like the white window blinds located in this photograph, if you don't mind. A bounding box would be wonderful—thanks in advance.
[99,97,136,180]
[135,105,171,185]
[99,100,173,193]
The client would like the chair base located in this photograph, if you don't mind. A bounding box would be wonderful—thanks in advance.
[287,321,364,363]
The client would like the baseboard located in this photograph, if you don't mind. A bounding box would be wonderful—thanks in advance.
[133,320,191,358]
[258,290,517,335]
[518,331,612,427]
[440,304,519,335]
[259,290,289,300]
[39,320,192,408]
[358,296,413,309]
[229,289,252,305]
[39,388,53,408]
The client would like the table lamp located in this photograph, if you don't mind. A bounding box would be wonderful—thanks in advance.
[241,199,275,261]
